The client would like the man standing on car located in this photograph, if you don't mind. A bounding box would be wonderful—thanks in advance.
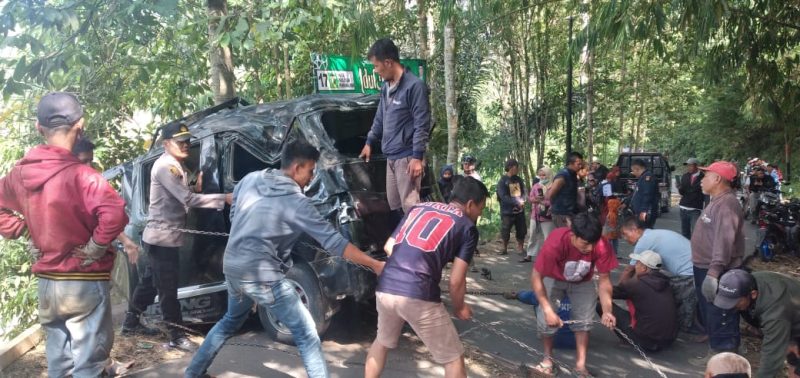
[630,159,659,228]
[185,140,385,378]
[365,177,487,378]
[140,121,232,351]
[546,152,584,227]
[679,158,704,239]
[497,158,527,255]
[360,38,431,218]
[0,92,128,377]
[689,161,745,366]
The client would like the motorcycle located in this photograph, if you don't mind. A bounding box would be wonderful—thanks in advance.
[755,192,800,261]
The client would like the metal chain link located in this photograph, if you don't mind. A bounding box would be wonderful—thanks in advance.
[146,223,231,237]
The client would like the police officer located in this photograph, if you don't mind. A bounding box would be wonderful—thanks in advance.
[630,159,659,228]
[139,121,232,351]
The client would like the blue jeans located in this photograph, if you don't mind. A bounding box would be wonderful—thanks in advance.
[185,278,328,378]
[680,208,701,239]
[693,266,740,351]
[38,279,113,378]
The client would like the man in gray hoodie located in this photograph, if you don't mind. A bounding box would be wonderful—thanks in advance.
[185,140,385,378]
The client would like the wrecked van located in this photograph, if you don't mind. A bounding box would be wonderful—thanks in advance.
[107,94,438,343]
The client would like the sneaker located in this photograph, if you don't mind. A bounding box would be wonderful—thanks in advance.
[121,323,162,337]
[169,337,198,352]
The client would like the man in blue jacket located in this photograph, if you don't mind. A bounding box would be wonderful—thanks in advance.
[185,140,385,378]
[630,159,659,228]
[360,38,431,217]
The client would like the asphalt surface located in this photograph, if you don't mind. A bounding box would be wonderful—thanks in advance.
[130,204,761,377]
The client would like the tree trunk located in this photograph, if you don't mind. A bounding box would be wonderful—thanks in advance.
[417,0,428,59]
[444,19,459,166]
[618,54,627,153]
[283,43,292,98]
[207,0,236,105]
[585,49,594,161]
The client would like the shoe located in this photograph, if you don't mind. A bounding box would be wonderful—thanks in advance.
[169,337,198,352]
[471,266,479,273]
[121,323,162,337]
[519,256,532,263]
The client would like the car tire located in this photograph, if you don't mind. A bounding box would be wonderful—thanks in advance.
[259,261,331,345]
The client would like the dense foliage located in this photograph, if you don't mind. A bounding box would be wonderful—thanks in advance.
[1,0,798,339]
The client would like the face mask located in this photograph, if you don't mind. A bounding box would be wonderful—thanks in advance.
[539,178,550,185]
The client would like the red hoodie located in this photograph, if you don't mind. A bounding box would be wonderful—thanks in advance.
[0,144,127,280]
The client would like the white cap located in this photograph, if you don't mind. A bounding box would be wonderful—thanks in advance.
[629,250,662,270]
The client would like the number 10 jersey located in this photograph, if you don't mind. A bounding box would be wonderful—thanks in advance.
[376,202,479,302]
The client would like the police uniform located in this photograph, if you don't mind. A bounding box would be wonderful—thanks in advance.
[632,170,659,228]
[135,122,227,346]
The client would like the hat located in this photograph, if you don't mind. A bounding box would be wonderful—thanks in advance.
[162,121,192,141]
[591,156,600,163]
[699,161,738,182]
[684,158,699,165]
[37,92,84,128]
[629,250,662,270]
[713,269,755,310]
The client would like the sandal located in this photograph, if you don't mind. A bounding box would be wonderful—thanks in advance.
[574,368,595,378]
[530,360,556,377]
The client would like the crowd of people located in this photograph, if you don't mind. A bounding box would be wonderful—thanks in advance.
[1,36,799,378]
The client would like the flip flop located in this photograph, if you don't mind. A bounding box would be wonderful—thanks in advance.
[104,359,134,377]
[574,368,595,378]
[529,361,556,377]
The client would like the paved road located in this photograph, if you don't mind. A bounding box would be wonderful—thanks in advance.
[131,205,760,377]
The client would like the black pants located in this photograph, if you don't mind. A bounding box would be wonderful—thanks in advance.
[128,253,157,316]
[501,213,527,243]
[142,243,183,340]
[596,303,673,352]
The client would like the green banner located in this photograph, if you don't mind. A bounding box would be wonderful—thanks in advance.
[311,53,426,94]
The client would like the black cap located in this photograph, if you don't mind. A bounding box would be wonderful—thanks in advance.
[713,269,755,310]
[162,121,192,141]
[37,92,84,128]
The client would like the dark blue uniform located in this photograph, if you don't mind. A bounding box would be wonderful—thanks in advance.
[377,202,478,302]
[631,170,659,228]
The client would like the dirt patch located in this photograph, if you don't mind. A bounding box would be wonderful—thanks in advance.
[1,329,204,377]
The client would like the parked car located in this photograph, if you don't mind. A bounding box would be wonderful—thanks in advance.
[105,94,439,343]
[615,152,675,215]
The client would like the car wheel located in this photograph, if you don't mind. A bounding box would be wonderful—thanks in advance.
[258,262,331,345]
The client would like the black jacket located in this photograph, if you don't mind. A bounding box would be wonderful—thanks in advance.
[496,175,526,215]
[613,270,678,342]
[678,171,704,209]
[631,170,659,215]
[749,174,776,193]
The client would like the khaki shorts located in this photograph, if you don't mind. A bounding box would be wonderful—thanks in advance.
[375,292,464,364]
[535,277,597,336]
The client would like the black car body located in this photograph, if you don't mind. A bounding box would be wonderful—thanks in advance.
[615,152,675,214]
[106,94,438,342]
